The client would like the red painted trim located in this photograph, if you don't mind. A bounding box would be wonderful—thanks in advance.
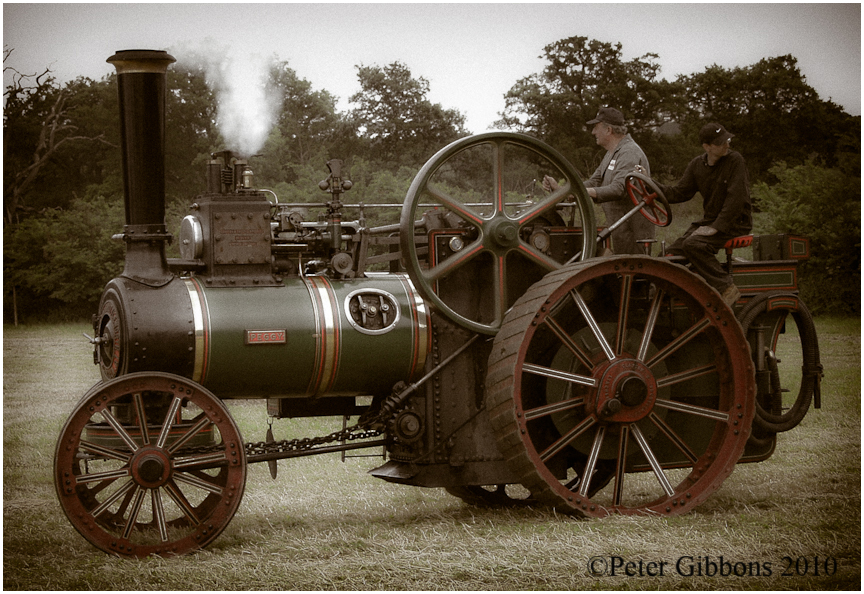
[303,277,324,395]
[305,276,341,396]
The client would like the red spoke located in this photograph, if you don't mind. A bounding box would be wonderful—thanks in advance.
[645,317,711,368]
[631,424,675,497]
[163,479,201,526]
[79,440,132,463]
[570,289,615,361]
[425,184,485,227]
[577,425,606,497]
[151,489,169,543]
[655,364,717,388]
[648,412,698,464]
[492,255,508,326]
[167,413,213,454]
[543,316,595,371]
[89,479,135,519]
[132,392,150,446]
[422,240,484,283]
[637,287,665,361]
[522,363,598,388]
[172,450,229,471]
[654,399,730,422]
[492,139,505,214]
[100,408,140,453]
[156,397,183,449]
[173,469,225,495]
[516,183,572,225]
[516,242,562,272]
[121,486,147,540]
[612,425,630,506]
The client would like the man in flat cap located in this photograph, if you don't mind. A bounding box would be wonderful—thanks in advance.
[657,122,752,306]
[544,107,654,254]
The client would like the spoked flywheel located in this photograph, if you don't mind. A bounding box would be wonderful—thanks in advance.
[486,256,755,517]
[400,132,596,335]
[54,372,246,557]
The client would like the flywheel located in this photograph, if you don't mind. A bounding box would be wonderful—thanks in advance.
[400,132,596,335]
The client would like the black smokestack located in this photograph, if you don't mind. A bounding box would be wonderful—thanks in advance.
[106,49,175,285]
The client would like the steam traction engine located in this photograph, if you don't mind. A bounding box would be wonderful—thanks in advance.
[54,51,822,558]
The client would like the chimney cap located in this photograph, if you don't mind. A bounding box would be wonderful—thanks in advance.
[107,50,176,74]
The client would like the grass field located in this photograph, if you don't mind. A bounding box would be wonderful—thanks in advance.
[3,318,860,590]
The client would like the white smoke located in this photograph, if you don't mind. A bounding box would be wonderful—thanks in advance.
[179,40,281,156]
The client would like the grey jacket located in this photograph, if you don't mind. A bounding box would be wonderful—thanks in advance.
[584,134,655,254]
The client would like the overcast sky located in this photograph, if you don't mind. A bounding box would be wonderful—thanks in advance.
[4,3,861,134]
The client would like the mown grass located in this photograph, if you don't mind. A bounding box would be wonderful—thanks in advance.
[4,318,860,590]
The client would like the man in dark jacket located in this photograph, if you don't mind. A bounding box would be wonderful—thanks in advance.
[658,123,752,306]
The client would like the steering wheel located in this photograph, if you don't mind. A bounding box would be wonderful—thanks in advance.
[625,172,672,227]
[399,132,596,335]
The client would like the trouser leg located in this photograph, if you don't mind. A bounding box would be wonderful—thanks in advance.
[605,200,656,254]
[667,226,734,292]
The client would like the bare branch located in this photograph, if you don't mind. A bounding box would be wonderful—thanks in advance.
[4,83,109,225]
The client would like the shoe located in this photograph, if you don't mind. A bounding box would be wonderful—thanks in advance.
[721,284,741,307]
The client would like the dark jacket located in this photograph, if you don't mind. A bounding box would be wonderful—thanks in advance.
[660,151,752,236]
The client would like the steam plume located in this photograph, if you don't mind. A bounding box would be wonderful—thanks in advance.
[179,41,281,156]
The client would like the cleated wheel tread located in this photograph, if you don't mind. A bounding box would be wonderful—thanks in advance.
[487,256,755,517]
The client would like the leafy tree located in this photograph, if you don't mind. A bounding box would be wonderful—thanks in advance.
[495,36,681,177]
[251,61,344,188]
[4,194,125,322]
[164,67,220,203]
[677,56,856,181]
[349,62,467,168]
[752,159,860,314]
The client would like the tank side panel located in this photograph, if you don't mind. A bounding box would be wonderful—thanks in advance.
[193,275,429,398]
[195,283,318,396]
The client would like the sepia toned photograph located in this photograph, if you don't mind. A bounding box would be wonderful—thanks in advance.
[4,3,859,590]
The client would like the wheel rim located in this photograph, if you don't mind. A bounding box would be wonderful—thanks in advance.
[737,291,819,432]
[400,132,596,335]
[626,172,672,227]
[55,372,246,557]
[487,256,755,516]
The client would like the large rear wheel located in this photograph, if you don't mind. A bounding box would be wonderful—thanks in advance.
[486,256,755,516]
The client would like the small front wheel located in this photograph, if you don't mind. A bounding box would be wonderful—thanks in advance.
[54,372,246,558]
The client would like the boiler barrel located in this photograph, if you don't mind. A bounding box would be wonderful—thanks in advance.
[183,274,430,397]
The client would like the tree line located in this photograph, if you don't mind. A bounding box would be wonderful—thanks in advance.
[4,36,860,322]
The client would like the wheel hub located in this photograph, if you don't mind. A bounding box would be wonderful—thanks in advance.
[487,218,520,249]
[595,358,657,423]
[618,376,648,407]
[130,447,171,488]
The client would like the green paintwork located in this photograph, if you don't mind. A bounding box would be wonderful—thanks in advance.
[196,275,428,398]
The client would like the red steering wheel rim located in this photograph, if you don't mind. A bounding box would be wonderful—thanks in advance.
[626,172,672,227]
